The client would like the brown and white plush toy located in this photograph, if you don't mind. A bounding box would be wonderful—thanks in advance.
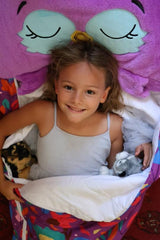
[1,141,37,179]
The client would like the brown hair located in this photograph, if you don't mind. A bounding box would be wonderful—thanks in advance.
[43,40,124,113]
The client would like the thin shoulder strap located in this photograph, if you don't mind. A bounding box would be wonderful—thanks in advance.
[54,102,57,126]
[107,113,110,130]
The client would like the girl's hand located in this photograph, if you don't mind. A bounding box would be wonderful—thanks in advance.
[135,142,152,170]
[0,179,24,202]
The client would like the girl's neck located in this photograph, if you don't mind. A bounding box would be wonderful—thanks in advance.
[56,105,108,136]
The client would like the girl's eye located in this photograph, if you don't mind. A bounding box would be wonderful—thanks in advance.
[86,90,95,95]
[64,85,72,90]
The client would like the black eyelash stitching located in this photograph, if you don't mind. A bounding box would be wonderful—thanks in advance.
[132,0,145,13]
[26,26,38,39]
[100,24,138,40]
[25,25,61,39]
[17,1,27,15]
[126,24,138,39]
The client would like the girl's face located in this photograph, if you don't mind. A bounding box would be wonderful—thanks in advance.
[55,61,110,124]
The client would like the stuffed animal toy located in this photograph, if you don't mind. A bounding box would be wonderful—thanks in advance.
[0,0,159,98]
[100,151,143,177]
[1,141,37,179]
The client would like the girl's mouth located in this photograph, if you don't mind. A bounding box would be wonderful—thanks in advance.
[67,105,85,113]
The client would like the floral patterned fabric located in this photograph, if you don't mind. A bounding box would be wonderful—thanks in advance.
[0,78,18,116]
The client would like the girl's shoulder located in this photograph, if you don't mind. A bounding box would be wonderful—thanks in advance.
[26,99,54,115]
[109,112,123,140]
[0,100,55,139]
[109,112,122,122]
[28,99,53,108]
[27,100,55,137]
[31,99,54,116]
[21,99,55,125]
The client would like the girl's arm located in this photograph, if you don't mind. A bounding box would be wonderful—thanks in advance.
[0,100,50,201]
[0,157,24,202]
[107,114,123,168]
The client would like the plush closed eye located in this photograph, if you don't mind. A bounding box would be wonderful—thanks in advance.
[26,25,61,39]
[100,24,138,40]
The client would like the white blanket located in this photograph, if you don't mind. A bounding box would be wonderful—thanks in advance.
[19,171,149,222]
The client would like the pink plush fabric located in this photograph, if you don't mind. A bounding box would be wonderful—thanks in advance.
[0,0,159,96]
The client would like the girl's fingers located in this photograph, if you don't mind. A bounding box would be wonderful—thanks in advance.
[135,144,143,156]
[141,144,152,169]
[143,149,152,168]
[135,143,152,170]
[12,193,24,203]
[14,183,24,189]
[13,183,24,202]
[5,182,24,202]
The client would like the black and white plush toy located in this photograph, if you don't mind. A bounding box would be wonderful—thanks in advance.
[100,151,143,177]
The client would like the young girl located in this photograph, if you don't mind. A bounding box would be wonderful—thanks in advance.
[0,40,151,202]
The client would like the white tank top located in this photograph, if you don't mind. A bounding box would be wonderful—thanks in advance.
[36,103,111,177]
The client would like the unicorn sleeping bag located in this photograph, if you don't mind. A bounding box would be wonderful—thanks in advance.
[0,1,160,239]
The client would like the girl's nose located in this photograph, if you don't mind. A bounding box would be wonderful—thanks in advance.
[72,91,83,104]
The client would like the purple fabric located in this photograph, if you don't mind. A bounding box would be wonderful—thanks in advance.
[0,0,159,96]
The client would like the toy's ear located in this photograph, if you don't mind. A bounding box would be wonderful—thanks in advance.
[1,149,8,159]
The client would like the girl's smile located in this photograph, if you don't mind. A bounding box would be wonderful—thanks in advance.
[66,104,86,113]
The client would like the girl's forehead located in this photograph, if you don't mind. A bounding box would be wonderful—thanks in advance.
[59,61,105,74]
[58,62,107,87]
